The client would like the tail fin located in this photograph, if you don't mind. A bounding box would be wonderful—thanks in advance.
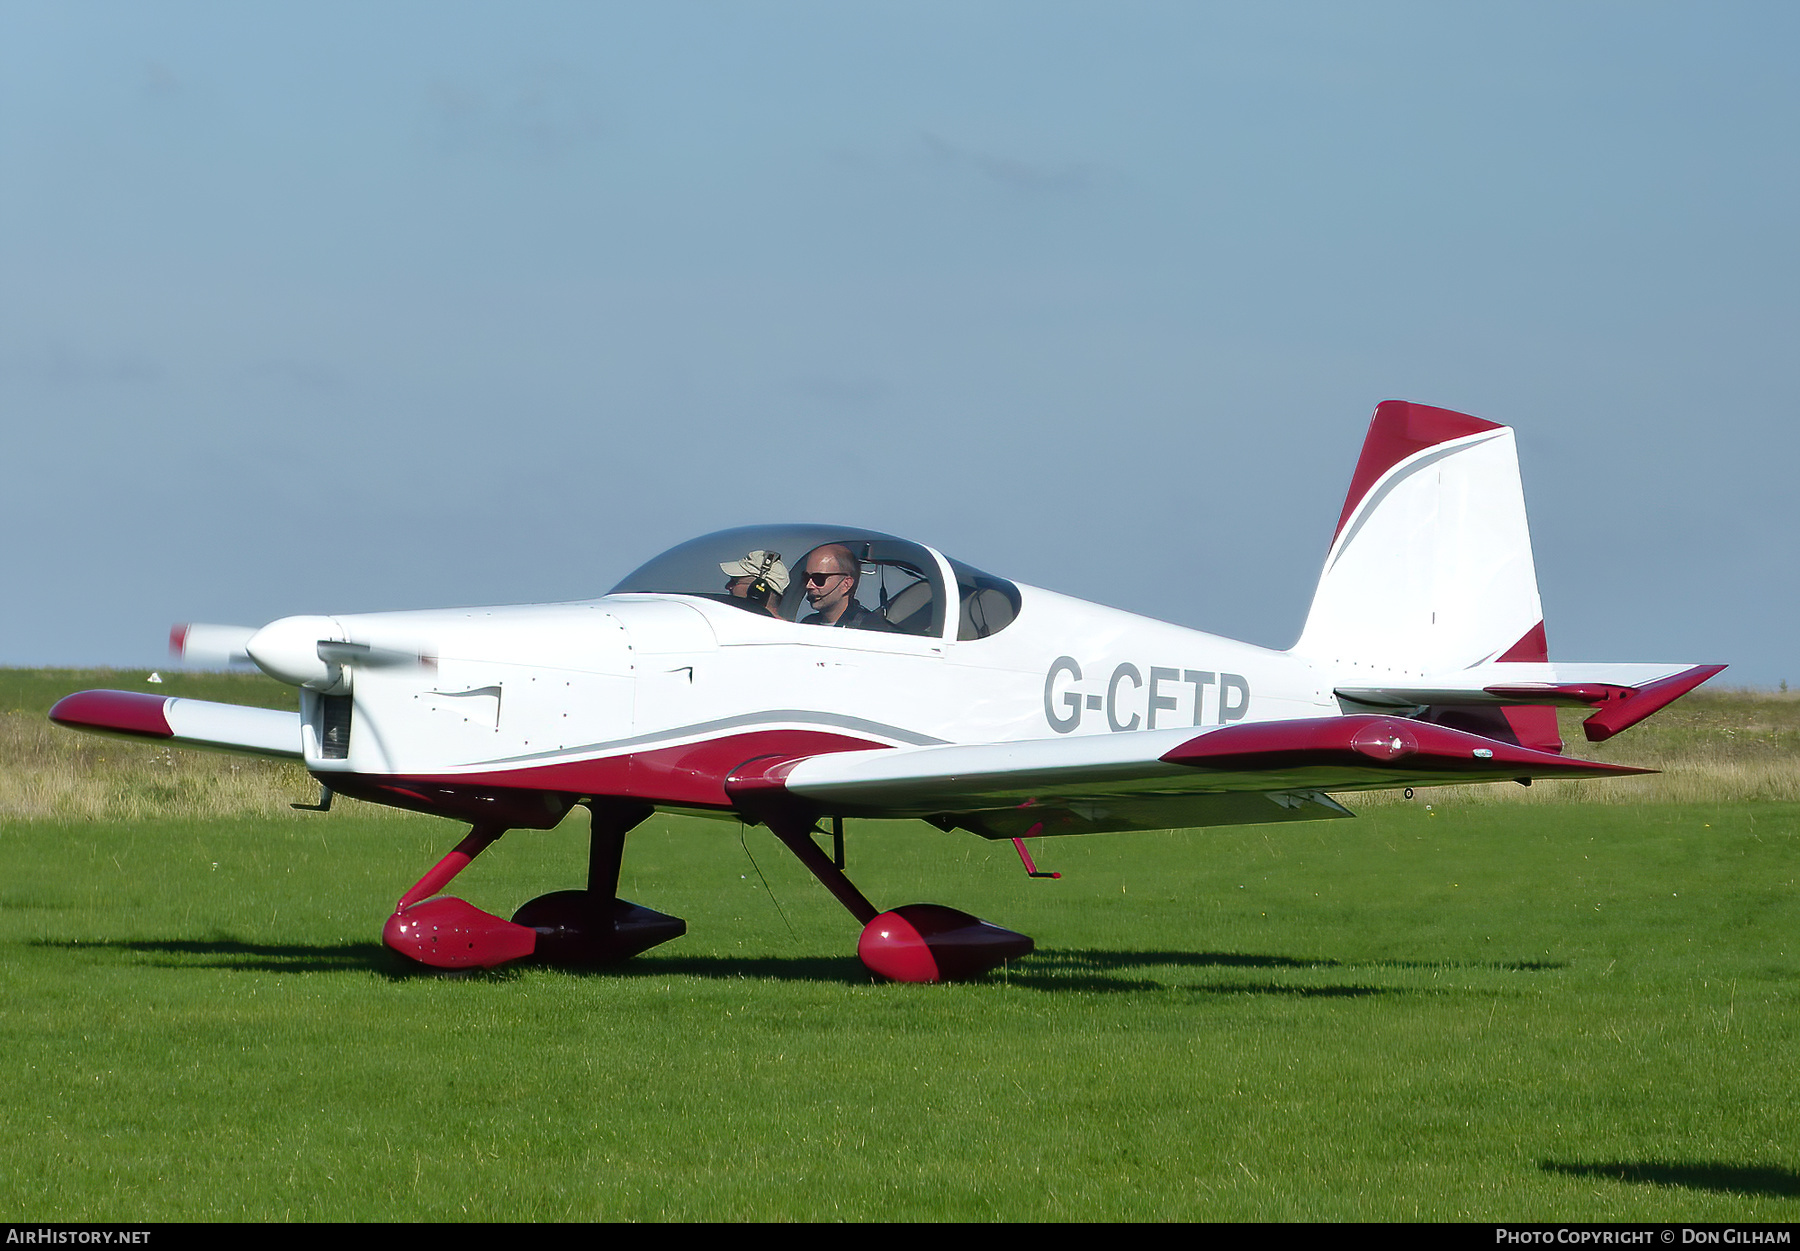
[1293,401,1560,749]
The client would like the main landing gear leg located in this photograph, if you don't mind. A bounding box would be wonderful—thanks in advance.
[383,824,538,969]
[511,800,687,964]
[760,810,1034,984]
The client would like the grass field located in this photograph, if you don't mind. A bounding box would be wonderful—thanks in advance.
[2,671,1796,1220]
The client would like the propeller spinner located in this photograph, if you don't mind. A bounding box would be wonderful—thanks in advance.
[171,616,434,695]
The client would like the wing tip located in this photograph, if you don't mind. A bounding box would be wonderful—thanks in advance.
[49,689,174,739]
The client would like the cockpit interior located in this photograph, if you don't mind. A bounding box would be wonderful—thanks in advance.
[610,524,1020,640]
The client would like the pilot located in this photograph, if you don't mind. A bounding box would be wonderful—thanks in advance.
[799,543,889,630]
[719,550,789,618]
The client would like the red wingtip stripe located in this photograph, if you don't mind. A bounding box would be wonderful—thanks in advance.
[1333,401,1506,541]
[49,690,174,739]
[169,624,189,659]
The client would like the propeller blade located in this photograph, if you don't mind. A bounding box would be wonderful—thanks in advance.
[170,623,258,668]
[316,640,437,673]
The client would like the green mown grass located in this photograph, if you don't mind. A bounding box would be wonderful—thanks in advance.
[2,669,354,821]
[0,668,300,716]
[1,799,1795,1220]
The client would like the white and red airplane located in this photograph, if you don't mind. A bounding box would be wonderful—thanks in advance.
[51,402,1722,981]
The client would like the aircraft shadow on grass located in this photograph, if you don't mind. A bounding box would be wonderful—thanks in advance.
[29,936,1561,994]
[991,948,1559,995]
[1540,1161,1800,1199]
[1029,949,1564,972]
[30,937,400,977]
[573,949,1405,994]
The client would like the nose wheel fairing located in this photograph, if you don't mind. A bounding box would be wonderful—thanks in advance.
[382,825,539,969]
[383,895,539,969]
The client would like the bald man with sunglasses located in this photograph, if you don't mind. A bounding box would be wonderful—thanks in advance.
[798,543,891,631]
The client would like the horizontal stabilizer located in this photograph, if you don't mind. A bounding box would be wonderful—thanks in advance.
[1336,662,1725,742]
[49,690,302,759]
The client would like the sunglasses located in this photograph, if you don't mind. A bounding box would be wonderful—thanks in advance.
[804,570,850,586]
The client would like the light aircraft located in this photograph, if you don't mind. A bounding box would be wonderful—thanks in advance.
[50,402,1722,982]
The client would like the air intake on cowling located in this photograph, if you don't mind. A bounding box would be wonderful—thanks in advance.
[320,695,352,759]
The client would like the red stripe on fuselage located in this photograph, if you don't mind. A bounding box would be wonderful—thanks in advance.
[342,728,890,814]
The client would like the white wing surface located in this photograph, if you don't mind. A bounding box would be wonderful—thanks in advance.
[50,690,302,759]
[725,714,1649,839]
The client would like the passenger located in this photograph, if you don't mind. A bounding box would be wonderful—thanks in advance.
[719,550,788,618]
[799,543,890,630]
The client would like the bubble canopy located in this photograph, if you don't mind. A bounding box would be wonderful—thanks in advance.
[610,524,1020,640]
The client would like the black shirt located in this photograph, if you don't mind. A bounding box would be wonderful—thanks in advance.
[801,601,893,632]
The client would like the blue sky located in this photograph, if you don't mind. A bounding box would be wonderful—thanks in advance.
[3,2,1795,683]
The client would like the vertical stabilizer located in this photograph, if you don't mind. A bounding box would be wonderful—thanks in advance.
[1294,401,1558,749]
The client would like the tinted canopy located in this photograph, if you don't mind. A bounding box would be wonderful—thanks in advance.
[611,524,1019,640]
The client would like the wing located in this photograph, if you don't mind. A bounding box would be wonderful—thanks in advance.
[49,690,303,759]
[725,715,1649,839]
